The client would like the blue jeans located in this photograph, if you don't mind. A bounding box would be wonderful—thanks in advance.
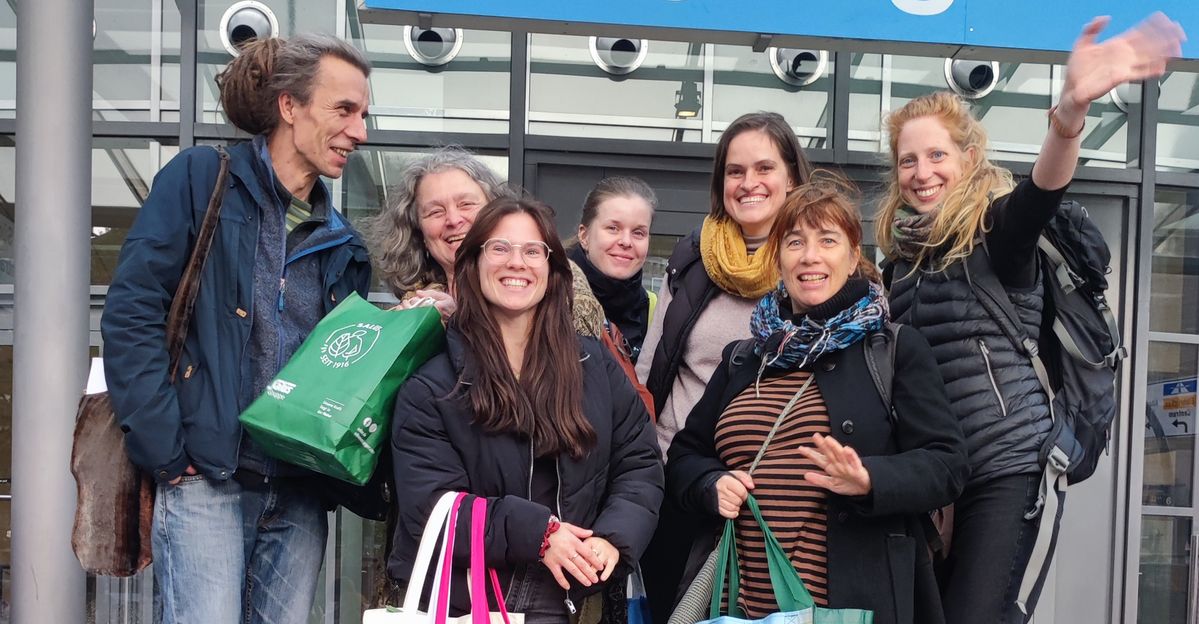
[152,475,328,624]
[505,564,573,624]
[939,474,1064,624]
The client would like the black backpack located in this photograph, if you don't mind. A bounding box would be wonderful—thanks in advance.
[964,200,1126,485]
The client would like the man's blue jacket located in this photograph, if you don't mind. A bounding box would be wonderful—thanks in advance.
[101,141,372,484]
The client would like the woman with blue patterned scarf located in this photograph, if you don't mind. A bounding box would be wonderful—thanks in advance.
[665,173,969,624]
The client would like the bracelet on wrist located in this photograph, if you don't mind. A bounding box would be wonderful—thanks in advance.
[538,514,561,559]
[1047,105,1084,140]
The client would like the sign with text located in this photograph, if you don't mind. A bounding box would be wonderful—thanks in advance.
[1147,377,1197,439]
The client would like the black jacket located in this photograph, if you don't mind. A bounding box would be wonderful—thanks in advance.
[887,178,1065,486]
[666,326,968,624]
[644,228,719,414]
[388,327,664,613]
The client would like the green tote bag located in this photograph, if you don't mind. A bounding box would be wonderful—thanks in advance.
[240,292,445,484]
[704,494,873,624]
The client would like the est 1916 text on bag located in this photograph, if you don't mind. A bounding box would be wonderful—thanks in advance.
[240,292,445,485]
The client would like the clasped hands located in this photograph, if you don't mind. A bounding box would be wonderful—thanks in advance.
[540,523,620,591]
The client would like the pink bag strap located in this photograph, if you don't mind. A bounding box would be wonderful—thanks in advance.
[434,493,467,624]
[469,497,513,624]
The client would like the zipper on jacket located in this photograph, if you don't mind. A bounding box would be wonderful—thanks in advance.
[274,233,356,370]
[910,272,924,326]
[978,340,1008,417]
[525,441,577,615]
[527,441,534,500]
[275,220,288,370]
[553,459,577,615]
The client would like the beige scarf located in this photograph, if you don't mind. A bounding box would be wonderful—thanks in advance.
[699,216,778,299]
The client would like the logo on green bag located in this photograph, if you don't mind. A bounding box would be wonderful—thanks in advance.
[266,379,297,399]
[320,323,382,368]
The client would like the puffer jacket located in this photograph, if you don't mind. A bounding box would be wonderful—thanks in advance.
[888,258,1049,486]
[885,175,1069,488]
[643,227,717,415]
[388,326,664,615]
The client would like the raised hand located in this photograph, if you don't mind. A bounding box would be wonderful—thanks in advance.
[798,432,872,497]
[1061,12,1186,111]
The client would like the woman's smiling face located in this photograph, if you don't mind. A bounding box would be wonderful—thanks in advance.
[895,115,970,213]
[721,129,797,237]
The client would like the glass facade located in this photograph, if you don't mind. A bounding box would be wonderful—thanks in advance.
[4,1,1195,622]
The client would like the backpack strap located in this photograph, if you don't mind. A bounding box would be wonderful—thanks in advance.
[963,245,1067,616]
[863,323,900,424]
[880,259,896,290]
[728,338,757,378]
[1036,237,1127,370]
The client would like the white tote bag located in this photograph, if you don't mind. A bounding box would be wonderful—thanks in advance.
[363,493,524,624]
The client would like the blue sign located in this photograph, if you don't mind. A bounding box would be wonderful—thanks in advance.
[362,0,1199,60]
[1165,378,1198,396]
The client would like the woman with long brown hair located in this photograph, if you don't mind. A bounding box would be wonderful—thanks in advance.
[636,111,813,620]
[388,197,663,624]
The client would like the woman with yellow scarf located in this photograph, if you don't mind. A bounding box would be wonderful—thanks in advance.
[635,111,813,621]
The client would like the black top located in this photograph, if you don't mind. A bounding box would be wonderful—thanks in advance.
[568,245,651,361]
[984,177,1070,288]
[389,328,664,613]
[666,325,968,624]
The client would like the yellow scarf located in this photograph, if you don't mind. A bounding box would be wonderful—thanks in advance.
[699,216,778,299]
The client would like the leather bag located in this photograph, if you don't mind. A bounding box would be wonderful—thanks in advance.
[70,146,230,576]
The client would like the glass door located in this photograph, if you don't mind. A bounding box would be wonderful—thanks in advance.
[1142,188,1199,622]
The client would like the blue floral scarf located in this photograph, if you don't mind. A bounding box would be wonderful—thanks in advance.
[749,279,889,378]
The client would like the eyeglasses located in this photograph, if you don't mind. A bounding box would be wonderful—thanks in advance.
[481,238,552,267]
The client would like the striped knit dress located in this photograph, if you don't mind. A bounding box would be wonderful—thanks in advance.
[714,369,830,618]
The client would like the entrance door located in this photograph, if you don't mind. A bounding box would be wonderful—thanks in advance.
[1141,187,1199,623]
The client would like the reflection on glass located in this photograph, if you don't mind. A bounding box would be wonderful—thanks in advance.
[1151,189,1199,334]
[346,4,510,135]
[886,57,1053,164]
[644,234,681,295]
[91,138,181,285]
[1137,515,1191,623]
[528,34,705,142]
[847,53,883,150]
[196,0,336,123]
[710,45,830,149]
[1144,342,1196,507]
[1073,78,1131,170]
[92,0,182,122]
[846,55,1126,166]
[1157,71,1199,173]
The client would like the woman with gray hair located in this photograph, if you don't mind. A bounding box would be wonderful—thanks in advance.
[365,146,604,335]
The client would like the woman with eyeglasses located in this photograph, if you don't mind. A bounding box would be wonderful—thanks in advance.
[389,197,664,624]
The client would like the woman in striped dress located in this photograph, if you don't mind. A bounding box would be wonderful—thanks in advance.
[665,174,968,624]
